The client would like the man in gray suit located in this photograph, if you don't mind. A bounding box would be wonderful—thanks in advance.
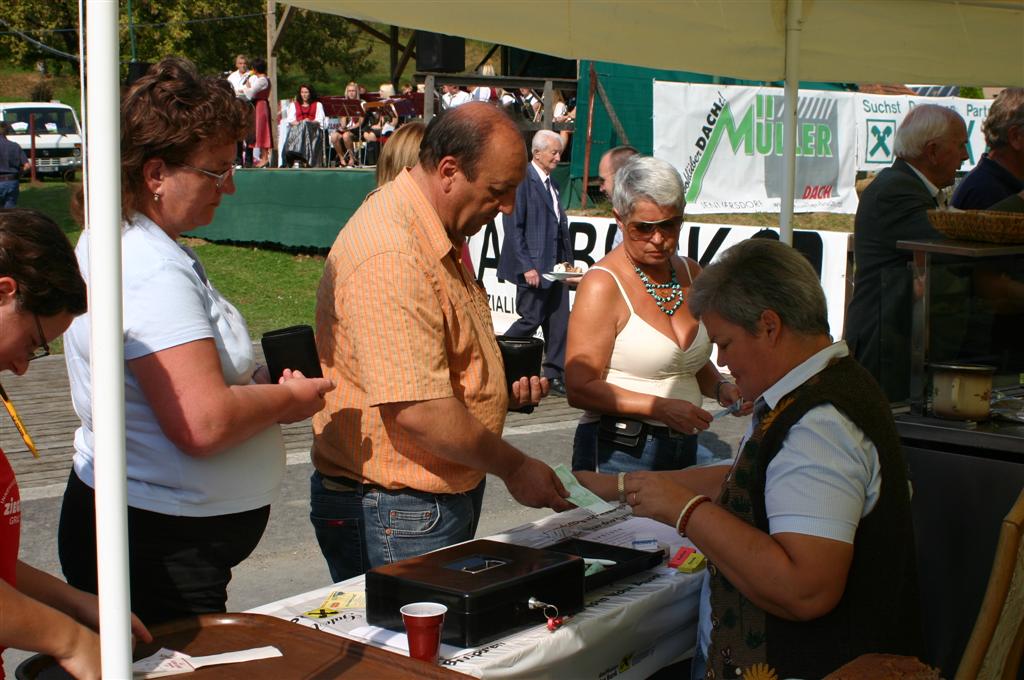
[498,130,573,395]
[844,105,968,401]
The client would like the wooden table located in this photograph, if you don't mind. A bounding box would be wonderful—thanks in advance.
[17,613,469,679]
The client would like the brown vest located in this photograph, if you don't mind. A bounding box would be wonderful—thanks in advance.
[706,356,922,679]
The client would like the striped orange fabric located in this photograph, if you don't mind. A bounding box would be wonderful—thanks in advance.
[311,169,508,493]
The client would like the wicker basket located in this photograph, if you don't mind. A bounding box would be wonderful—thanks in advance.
[927,209,1024,244]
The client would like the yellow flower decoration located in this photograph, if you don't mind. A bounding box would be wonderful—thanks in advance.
[742,663,779,680]
[758,395,795,433]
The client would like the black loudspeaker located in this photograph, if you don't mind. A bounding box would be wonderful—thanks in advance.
[416,32,465,72]
[502,48,576,79]
[126,61,153,86]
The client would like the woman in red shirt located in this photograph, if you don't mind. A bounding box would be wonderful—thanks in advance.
[0,209,150,679]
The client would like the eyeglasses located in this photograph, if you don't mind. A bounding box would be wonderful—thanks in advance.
[625,215,684,240]
[174,163,235,190]
[28,314,49,362]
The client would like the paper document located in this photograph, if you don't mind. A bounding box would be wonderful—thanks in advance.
[133,646,282,678]
[713,401,742,420]
[553,464,616,514]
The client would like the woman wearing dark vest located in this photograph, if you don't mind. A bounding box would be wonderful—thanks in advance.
[578,239,922,679]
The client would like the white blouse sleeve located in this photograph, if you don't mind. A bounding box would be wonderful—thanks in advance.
[242,75,269,101]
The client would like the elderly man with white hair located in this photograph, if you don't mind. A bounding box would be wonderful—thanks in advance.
[498,129,574,395]
[844,104,968,401]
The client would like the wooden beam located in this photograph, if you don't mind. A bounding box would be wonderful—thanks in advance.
[269,4,293,54]
[392,31,417,84]
[349,18,414,58]
[473,44,499,73]
[542,79,553,129]
[389,26,398,89]
[595,74,629,145]
[424,74,436,120]
[581,64,598,209]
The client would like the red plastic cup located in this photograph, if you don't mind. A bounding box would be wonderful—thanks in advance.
[400,602,447,663]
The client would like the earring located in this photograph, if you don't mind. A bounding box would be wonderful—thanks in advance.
[153,193,160,203]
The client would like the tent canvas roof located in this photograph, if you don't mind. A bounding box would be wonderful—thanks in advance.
[285,0,1024,87]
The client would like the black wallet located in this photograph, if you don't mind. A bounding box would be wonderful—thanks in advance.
[261,324,323,383]
[597,415,645,449]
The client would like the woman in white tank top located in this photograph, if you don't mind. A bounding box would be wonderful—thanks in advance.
[565,157,745,473]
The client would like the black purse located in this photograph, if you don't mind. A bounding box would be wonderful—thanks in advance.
[597,415,646,449]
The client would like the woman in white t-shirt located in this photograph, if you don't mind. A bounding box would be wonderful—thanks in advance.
[57,57,334,626]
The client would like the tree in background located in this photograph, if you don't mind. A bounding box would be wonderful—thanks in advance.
[0,1,375,86]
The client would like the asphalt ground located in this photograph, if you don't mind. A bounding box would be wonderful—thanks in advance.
[5,391,750,677]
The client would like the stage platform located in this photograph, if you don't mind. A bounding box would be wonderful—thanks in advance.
[188,164,572,250]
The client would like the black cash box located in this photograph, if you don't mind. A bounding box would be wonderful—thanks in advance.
[365,539,585,648]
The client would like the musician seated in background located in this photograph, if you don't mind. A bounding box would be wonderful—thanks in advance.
[285,84,326,129]
[330,81,364,167]
[283,84,326,167]
[519,88,542,122]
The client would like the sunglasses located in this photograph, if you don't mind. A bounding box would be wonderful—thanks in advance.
[624,215,684,239]
[174,163,235,190]
[28,314,49,362]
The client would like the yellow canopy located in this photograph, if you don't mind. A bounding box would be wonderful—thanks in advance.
[284,0,1024,86]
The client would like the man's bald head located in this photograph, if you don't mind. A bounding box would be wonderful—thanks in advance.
[599,145,639,197]
[419,102,521,181]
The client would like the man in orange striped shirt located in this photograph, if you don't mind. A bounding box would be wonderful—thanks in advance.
[310,103,572,582]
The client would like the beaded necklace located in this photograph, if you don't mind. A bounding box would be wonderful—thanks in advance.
[628,255,684,316]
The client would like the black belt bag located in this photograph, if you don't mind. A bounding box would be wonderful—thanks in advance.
[597,415,646,449]
[597,415,691,451]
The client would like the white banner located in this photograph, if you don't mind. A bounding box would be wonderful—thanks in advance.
[652,82,859,215]
[468,215,852,341]
[855,94,991,171]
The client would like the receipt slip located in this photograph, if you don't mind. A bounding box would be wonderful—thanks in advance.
[133,646,282,678]
[553,464,615,514]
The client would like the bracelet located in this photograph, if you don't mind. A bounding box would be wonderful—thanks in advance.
[715,380,732,407]
[674,494,704,533]
[676,495,712,537]
[617,472,626,505]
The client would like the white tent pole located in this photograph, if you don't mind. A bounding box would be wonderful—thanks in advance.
[85,1,133,677]
[779,0,802,245]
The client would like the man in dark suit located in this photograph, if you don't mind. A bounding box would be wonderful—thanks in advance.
[844,104,968,402]
[498,130,573,395]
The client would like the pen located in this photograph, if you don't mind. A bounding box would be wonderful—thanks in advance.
[0,381,39,458]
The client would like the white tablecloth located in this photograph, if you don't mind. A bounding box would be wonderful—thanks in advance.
[248,507,704,679]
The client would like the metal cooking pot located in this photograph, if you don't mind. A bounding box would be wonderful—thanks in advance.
[930,363,995,421]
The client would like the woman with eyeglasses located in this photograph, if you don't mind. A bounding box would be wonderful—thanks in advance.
[0,209,152,678]
[565,156,748,474]
[58,57,333,626]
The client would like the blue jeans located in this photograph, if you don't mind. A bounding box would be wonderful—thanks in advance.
[571,420,697,473]
[309,470,486,583]
[0,180,19,208]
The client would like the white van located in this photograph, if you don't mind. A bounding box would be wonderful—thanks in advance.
[0,102,83,180]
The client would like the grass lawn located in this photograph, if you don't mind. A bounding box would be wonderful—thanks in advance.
[16,182,326,351]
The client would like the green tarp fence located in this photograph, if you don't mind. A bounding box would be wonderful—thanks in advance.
[190,164,572,250]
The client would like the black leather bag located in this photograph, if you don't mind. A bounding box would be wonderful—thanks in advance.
[597,416,645,449]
